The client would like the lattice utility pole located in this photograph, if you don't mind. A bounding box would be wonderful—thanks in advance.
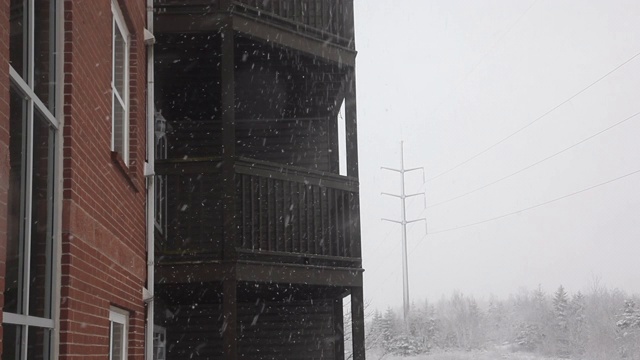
[381,141,427,326]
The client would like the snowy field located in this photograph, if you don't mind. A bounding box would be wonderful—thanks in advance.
[367,348,565,360]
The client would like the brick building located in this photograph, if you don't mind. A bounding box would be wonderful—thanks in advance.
[2,0,151,358]
[1,1,364,359]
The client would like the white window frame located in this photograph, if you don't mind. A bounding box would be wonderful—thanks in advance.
[111,0,130,165]
[109,307,129,360]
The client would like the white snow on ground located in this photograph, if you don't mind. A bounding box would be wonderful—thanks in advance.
[367,347,566,360]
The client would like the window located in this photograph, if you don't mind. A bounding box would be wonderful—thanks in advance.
[154,110,168,235]
[4,0,59,358]
[109,307,129,360]
[112,0,129,165]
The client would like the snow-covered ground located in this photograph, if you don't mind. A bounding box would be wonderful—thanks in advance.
[367,348,566,360]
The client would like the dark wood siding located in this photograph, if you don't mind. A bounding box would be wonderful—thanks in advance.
[163,300,337,360]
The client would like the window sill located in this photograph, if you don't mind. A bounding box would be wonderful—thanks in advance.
[111,151,140,193]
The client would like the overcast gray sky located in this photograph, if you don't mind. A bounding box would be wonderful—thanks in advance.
[353,0,640,310]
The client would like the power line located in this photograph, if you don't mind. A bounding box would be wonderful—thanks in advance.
[424,168,640,236]
[424,110,640,210]
[425,49,640,183]
[366,227,400,259]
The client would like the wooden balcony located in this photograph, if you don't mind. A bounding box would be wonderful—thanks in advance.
[232,0,353,48]
[155,156,361,268]
[155,0,355,53]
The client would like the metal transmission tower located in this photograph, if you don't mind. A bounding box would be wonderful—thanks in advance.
[381,141,427,325]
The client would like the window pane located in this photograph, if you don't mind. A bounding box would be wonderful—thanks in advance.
[34,0,57,112]
[111,322,125,360]
[9,0,28,79]
[7,86,28,315]
[113,98,126,156]
[113,23,126,98]
[2,323,23,360]
[29,110,55,319]
[27,326,52,360]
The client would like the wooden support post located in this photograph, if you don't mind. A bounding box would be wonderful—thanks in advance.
[344,69,358,178]
[351,286,366,360]
[334,297,345,360]
[221,15,237,260]
[328,113,339,174]
[344,69,362,259]
[344,0,355,49]
[223,279,238,360]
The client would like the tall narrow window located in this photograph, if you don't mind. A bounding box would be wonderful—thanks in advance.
[154,111,167,235]
[5,0,59,358]
[109,307,129,360]
[112,0,129,165]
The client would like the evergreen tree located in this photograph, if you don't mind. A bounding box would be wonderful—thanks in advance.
[617,300,640,332]
[553,285,569,330]
[553,285,570,356]
[616,299,640,359]
[487,297,507,344]
[367,309,385,350]
[381,307,396,353]
[568,291,586,355]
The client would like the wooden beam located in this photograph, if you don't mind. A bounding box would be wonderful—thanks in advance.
[154,13,227,33]
[220,16,238,261]
[351,286,366,360]
[156,261,363,287]
[344,69,358,178]
[155,262,230,284]
[344,69,362,259]
[234,158,359,192]
[334,297,345,360]
[235,261,363,287]
[223,278,238,360]
[344,0,355,47]
[231,14,356,67]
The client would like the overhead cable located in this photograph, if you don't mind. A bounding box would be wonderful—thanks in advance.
[425,110,640,209]
[428,168,640,235]
[425,50,640,183]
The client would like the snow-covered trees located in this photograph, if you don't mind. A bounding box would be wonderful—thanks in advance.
[617,299,640,359]
[365,286,640,359]
[552,285,570,356]
[568,291,587,355]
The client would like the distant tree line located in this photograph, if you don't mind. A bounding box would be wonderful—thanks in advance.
[365,284,640,359]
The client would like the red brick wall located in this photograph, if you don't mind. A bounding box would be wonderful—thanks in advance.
[60,0,148,359]
[0,0,10,356]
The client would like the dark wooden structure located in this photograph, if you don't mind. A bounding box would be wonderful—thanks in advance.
[153,1,363,359]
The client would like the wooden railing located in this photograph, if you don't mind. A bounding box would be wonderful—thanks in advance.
[155,157,360,265]
[154,0,353,48]
[233,0,352,47]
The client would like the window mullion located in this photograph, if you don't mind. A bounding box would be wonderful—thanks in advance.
[23,100,35,318]
[16,90,29,318]
[33,96,59,130]
[113,88,125,108]
[124,33,129,165]
[10,67,59,130]
[112,18,116,151]
[45,128,56,319]
[109,322,114,360]
[20,325,28,360]
[28,0,35,88]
